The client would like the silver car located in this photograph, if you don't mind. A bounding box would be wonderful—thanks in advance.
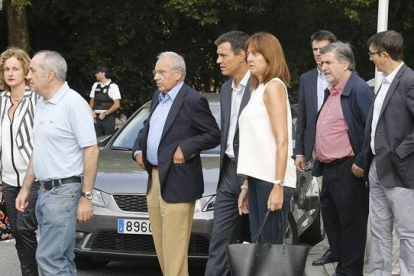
[74,93,324,269]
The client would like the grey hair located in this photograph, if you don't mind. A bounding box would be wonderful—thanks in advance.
[157,51,186,78]
[35,50,67,82]
[320,41,355,71]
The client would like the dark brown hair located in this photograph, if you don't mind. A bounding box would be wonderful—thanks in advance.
[246,32,290,90]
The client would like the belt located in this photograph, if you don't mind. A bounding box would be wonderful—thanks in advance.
[152,165,158,170]
[225,155,237,166]
[323,156,354,167]
[40,176,82,190]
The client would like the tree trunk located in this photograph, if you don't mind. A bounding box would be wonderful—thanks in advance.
[7,3,30,53]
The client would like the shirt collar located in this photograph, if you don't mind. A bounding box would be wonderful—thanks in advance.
[231,70,251,92]
[382,62,404,85]
[329,72,351,96]
[317,67,324,76]
[47,82,70,105]
[100,79,112,86]
[159,81,183,102]
[3,87,32,99]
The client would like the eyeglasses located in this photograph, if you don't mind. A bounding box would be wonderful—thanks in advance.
[152,69,178,77]
[368,51,382,56]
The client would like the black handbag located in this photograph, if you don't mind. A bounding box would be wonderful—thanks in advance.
[0,196,14,241]
[227,210,309,276]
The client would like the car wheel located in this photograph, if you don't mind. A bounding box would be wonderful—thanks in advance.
[74,256,110,270]
[285,210,299,245]
[299,209,325,245]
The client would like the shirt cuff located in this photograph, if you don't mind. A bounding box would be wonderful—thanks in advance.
[133,150,142,158]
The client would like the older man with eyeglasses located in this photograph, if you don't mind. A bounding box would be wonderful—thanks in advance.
[132,51,220,276]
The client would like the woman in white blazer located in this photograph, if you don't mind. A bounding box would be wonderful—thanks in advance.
[0,47,40,276]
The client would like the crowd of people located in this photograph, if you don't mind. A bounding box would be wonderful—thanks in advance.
[0,28,413,276]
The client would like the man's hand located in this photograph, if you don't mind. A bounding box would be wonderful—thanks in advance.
[351,163,364,178]
[268,184,284,211]
[173,146,185,164]
[77,197,93,223]
[295,155,305,171]
[98,112,106,120]
[135,152,146,170]
[92,112,97,119]
[15,187,30,212]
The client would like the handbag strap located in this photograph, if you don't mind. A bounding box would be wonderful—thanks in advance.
[252,209,286,245]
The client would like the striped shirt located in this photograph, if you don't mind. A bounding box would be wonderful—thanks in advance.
[0,88,40,186]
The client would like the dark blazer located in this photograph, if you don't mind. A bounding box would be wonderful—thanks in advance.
[313,72,374,176]
[364,63,414,189]
[295,68,319,162]
[218,78,250,183]
[133,84,220,203]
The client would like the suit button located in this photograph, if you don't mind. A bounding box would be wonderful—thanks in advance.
[18,146,24,149]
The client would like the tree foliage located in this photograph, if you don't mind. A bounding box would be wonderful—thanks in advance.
[1,0,413,115]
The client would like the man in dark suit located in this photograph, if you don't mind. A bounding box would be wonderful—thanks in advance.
[205,31,250,276]
[314,42,374,276]
[133,51,220,276]
[364,30,414,276]
[295,30,337,266]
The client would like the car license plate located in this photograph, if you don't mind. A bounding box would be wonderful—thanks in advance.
[118,219,152,235]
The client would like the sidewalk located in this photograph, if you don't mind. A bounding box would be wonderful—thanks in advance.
[305,235,401,276]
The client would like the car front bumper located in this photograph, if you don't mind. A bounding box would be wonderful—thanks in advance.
[75,192,215,260]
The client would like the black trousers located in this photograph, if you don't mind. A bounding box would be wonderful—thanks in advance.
[320,157,369,276]
[95,113,115,136]
[2,182,40,276]
[205,157,245,276]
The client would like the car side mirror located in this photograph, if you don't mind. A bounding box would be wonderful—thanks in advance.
[97,135,112,148]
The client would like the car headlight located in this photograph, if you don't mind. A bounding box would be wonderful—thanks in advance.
[92,189,105,207]
[194,195,216,213]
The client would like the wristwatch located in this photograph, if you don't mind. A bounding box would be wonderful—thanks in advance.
[274,180,284,186]
[81,191,93,200]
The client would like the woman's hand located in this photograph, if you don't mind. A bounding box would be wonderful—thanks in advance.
[268,184,284,211]
[238,189,249,215]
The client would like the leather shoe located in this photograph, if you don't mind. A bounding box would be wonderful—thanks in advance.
[312,249,333,266]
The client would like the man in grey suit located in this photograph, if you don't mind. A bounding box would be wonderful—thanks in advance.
[364,30,414,276]
[295,30,337,266]
[205,31,250,276]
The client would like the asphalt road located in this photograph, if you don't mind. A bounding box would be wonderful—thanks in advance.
[0,239,206,276]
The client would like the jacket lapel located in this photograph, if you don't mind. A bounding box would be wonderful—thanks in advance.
[310,69,319,115]
[238,79,251,119]
[378,64,406,120]
[234,79,251,135]
[160,85,186,142]
[221,81,232,144]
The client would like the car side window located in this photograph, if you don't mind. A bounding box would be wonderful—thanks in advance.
[112,107,150,149]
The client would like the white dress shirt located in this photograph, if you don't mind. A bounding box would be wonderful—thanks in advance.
[370,62,404,154]
[225,71,250,159]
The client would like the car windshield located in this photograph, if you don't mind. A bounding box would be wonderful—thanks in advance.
[111,103,221,154]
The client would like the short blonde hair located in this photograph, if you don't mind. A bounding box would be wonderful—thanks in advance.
[0,47,31,91]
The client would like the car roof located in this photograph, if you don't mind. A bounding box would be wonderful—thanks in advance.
[201,93,220,104]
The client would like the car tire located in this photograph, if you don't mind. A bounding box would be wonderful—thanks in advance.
[299,209,325,245]
[75,256,110,270]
